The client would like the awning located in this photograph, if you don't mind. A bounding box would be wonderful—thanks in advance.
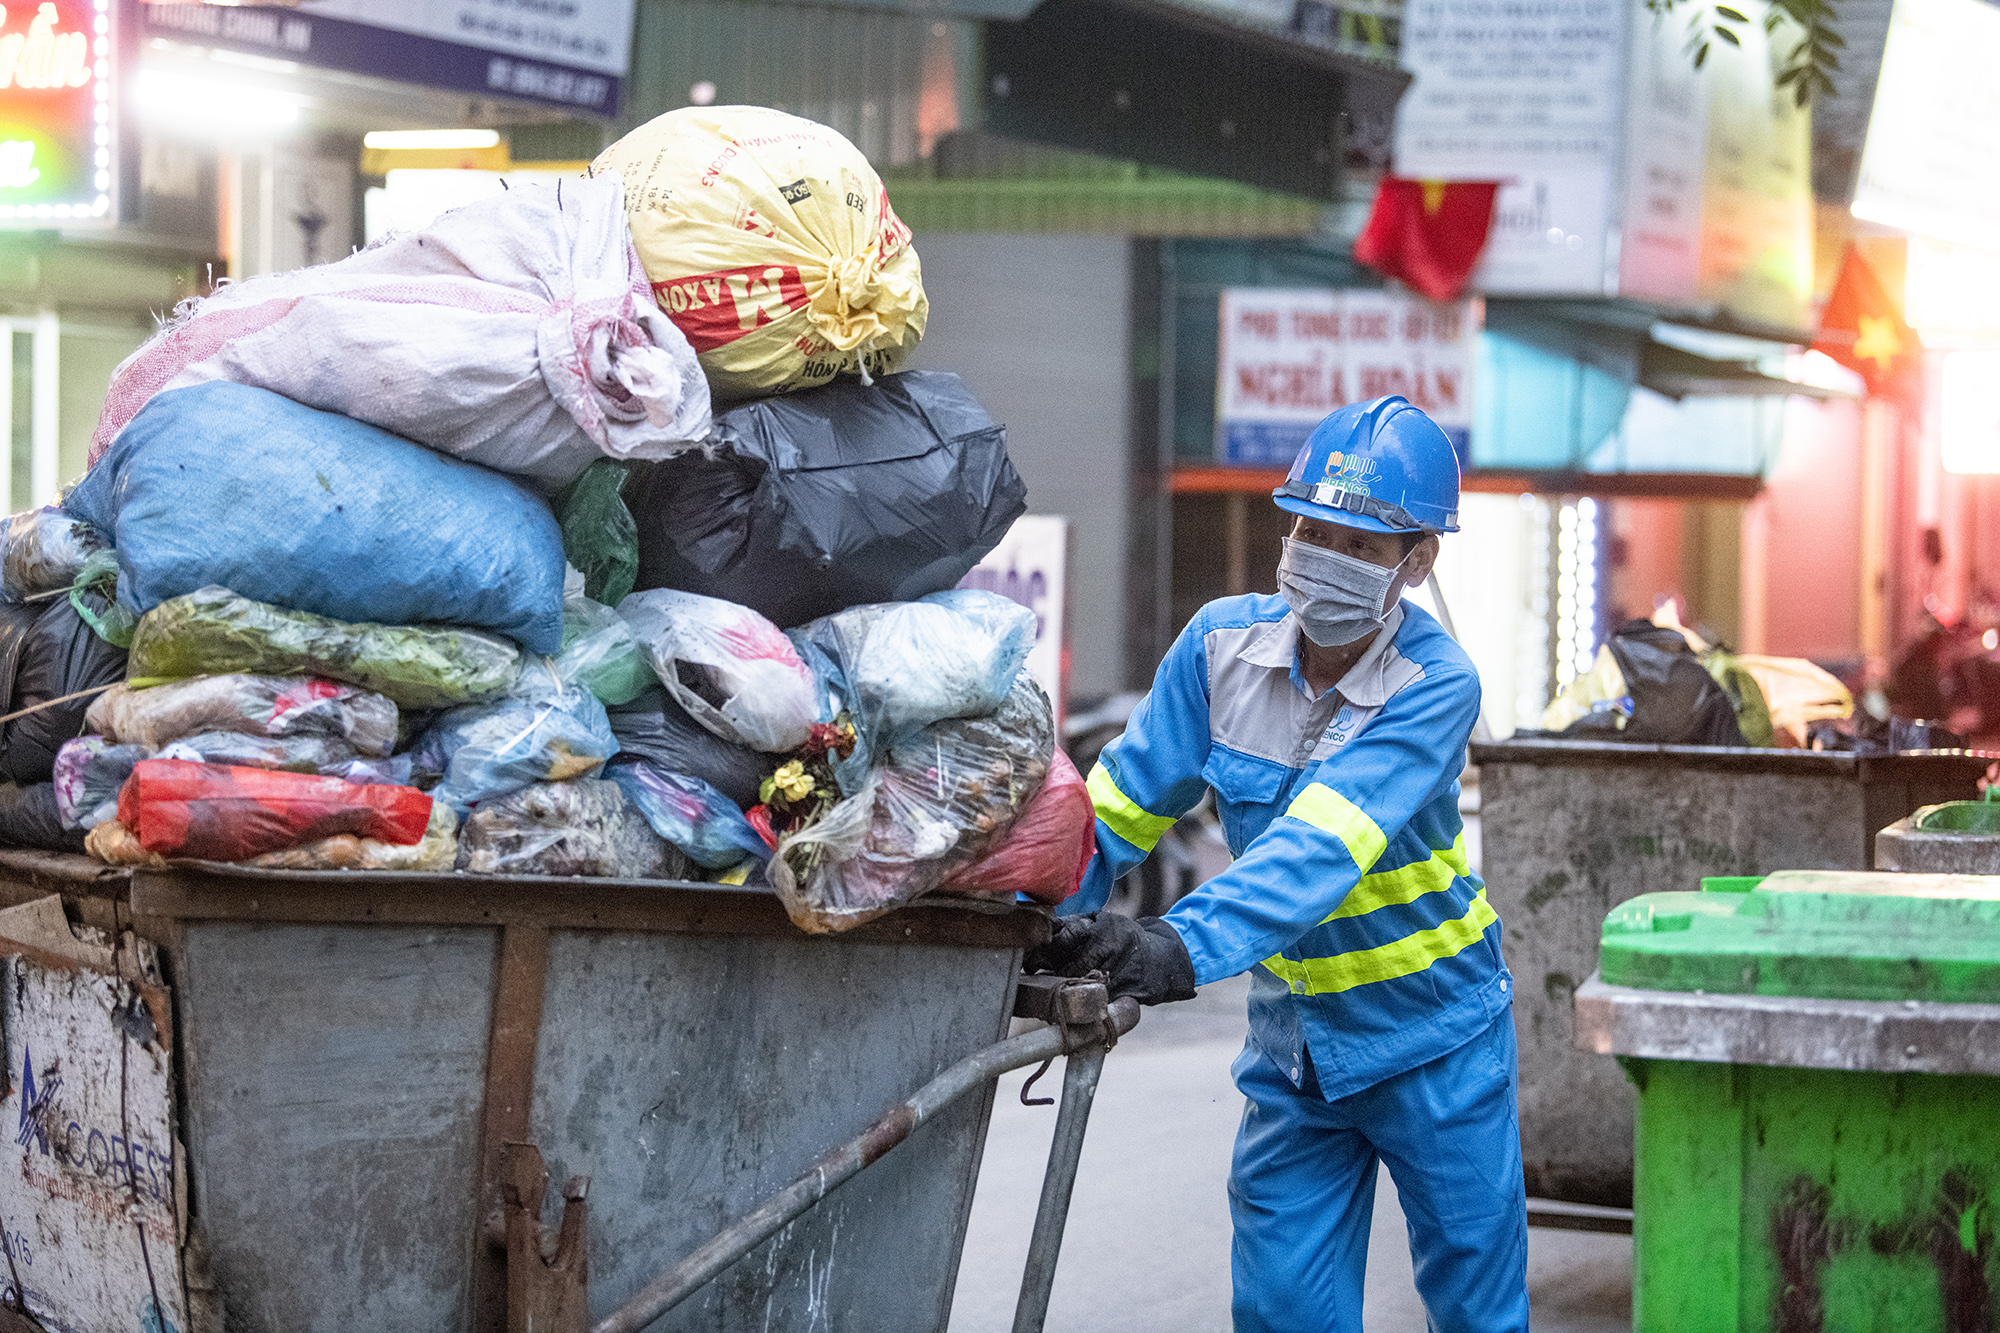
[1639,342,1858,403]
[981,0,1410,200]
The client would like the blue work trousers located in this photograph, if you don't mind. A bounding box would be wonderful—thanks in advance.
[1228,1011,1529,1333]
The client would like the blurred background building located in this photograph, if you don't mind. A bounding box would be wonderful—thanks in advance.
[6,0,1996,736]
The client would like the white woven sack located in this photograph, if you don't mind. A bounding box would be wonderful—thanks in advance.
[90,176,710,492]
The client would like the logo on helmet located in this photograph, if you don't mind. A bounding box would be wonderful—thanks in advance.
[1319,449,1378,498]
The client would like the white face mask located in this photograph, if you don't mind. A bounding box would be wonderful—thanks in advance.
[1277,537,1406,647]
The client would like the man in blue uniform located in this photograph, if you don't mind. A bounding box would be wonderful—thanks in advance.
[1028,395,1527,1332]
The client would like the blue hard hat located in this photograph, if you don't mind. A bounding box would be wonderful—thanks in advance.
[1272,395,1461,534]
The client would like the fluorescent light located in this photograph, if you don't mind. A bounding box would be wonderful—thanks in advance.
[1941,351,2000,474]
[362,129,501,151]
[134,70,304,137]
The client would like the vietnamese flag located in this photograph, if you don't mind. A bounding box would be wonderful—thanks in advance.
[1353,178,1502,303]
[1813,246,1922,408]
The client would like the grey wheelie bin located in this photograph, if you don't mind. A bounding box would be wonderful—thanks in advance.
[1470,737,1992,1207]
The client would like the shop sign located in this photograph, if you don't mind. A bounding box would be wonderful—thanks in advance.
[1617,0,1813,330]
[140,0,635,116]
[0,0,115,226]
[1852,0,2000,250]
[1392,0,1628,294]
[1214,287,1479,467]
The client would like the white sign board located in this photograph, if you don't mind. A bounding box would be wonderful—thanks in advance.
[1393,0,1628,294]
[1214,288,1480,467]
[142,0,634,114]
[0,917,181,1333]
[1853,0,2000,248]
[958,515,1069,732]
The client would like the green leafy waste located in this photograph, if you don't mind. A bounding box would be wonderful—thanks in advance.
[128,586,523,709]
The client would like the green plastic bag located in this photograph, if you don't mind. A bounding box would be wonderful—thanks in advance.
[128,586,523,709]
[557,596,655,706]
[557,460,639,608]
[70,549,136,648]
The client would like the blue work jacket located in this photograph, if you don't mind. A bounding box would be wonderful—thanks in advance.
[1072,594,1511,1100]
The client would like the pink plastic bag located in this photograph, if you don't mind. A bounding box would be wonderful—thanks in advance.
[940,748,1094,904]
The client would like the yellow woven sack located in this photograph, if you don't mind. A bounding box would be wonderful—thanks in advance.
[590,106,927,401]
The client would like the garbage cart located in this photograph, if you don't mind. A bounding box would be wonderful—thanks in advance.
[0,851,1128,1333]
[1472,738,1993,1206]
[1573,870,2000,1332]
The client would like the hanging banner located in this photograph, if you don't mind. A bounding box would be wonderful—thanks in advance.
[0,0,117,227]
[1214,287,1480,467]
[958,514,1069,733]
[140,0,634,116]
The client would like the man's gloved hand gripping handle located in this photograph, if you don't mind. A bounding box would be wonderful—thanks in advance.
[1025,912,1198,1006]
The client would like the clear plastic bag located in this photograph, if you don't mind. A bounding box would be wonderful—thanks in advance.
[52,737,151,830]
[457,779,689,878]
[2,507,105,601]
[556,595,655,707]
[414,661,619,812]
[128,586,521,709]
[938,747,1094,905]
[771,671,1054,933]
[789,589,1036,773]
[617,589,818,752]
[118,758,433,860]
[86,675,399,756]
[244,799,458,871]
[607,758,770,870]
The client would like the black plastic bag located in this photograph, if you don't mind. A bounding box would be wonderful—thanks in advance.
[626,371,1027,627]
[0,591,130,785]
[0,782,83,852]
[606,686,773,811]
[1562,620,1747,747]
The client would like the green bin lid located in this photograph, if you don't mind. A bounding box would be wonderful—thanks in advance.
[1600,870,2000,1002]
[1913,799,2000,834]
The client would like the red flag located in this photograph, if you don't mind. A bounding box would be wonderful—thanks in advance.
[1812,247,1922,407]
[1352,178,1501,303]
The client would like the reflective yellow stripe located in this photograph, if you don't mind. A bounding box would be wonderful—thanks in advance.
[1260,890,1500,995]
[1087,763,1178,853]
[1283,782,1388,874]
[1324,833,1470,922]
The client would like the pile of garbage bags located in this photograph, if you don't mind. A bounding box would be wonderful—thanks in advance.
[0,107,1076,929]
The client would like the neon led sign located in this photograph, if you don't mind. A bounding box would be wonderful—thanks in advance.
[0,0,113,224]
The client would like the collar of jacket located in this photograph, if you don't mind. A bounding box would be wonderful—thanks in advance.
[1236,603,1409,707]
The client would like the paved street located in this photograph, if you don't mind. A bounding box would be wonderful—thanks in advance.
[948,972,1632,1332]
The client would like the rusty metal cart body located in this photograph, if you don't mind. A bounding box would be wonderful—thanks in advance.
[0,851,1118,1333]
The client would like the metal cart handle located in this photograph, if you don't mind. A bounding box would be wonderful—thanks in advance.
[592,976,1140,1333]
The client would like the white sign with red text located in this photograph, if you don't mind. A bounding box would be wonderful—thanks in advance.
[1215,288,1480,468]
[958,515,1069,733]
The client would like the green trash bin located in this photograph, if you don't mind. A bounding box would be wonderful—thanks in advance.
[1573,870,2000,1332]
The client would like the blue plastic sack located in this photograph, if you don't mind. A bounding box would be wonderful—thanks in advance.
[67,382,567,654]
[413,661,618,812]
[607,758,770,870]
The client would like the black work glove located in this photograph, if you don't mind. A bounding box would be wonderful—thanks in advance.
[1025,912,1197,1006]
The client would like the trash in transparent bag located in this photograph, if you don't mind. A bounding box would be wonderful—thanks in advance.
[607,757,769,870]
[414,660,618,812]
[617,589,817,752]
[87,675,399,755]
[457,779,689,878]
[770,671,1054,933]
[2,508,105,602]
[556,594,655,706]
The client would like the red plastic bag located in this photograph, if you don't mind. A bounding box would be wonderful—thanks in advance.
[118,759,432,861]
[940,749,1095,905]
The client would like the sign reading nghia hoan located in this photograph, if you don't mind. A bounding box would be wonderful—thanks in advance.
[1215,288,1480,467]
[0,0,116,226]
